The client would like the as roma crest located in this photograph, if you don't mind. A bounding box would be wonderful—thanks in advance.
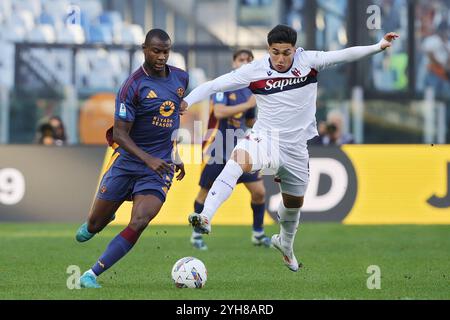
[177,87,185,98]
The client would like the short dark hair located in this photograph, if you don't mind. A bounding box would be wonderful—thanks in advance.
[233,49,254,61]
[267,24,297,46]
[39,123,54,136]
[144,28,171,44]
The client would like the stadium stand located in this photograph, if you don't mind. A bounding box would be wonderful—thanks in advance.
[0,0,184,91]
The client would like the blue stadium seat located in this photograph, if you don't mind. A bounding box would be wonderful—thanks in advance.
[98,11,122,28]
[56,24,85,44]
[39,12,56,26]
[26,24,56,43]
[97,11,122,44]
[88,24,113,44]
[0,0,12,18]
[79,12,90,37]
[41,0,70,21]
[78,0,103,21]
[12,0,42,18]
[0,22,26,41]
[168,52,187,70]
[132,50,145,71]
[118,24,144,45]
[10,9,35,32]
[1,0,143,90]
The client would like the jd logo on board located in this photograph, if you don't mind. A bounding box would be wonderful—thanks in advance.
[427,162,450,209]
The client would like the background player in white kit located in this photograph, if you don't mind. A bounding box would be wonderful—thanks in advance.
[181,25,399,272]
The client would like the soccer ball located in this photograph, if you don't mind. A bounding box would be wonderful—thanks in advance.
[171,257,207,288]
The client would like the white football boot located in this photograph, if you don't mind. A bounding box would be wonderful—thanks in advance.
[271,234,302,272]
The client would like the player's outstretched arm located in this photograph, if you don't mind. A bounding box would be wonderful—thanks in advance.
[182,64,254,111]
[307,32,399,71]
[214,95,256,120]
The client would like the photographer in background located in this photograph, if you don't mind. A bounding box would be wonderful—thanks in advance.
[321,110,354,146]
[48,116,67,146]
[37,123,56,146]
[35,116,67,146]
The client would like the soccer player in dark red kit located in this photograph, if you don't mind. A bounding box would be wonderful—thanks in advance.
[74,29,188,288]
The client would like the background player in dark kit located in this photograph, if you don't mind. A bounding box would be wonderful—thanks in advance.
[190,49,270,250]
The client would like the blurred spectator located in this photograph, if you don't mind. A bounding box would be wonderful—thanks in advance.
[422,20,450,143]
[422,21,450,99]
[321,111,354,146]
[48,116,67,146]
[35,116,67,146]
[371,0,408,91]
[37,123,56,145]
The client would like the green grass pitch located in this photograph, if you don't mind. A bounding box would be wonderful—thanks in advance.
[0,223,449,299]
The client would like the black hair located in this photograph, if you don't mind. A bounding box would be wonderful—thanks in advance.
[40,123,54,136]
[233,49,254,61]
[49,116,67,141]
[326,123,338,134]
[144,28,171,44]
[267,24,297,46]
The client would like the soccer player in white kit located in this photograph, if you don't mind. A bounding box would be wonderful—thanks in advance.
[181,25,399,272]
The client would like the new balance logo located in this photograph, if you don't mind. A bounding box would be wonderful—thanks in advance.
[147,90,157,99]
[211,191,216,196]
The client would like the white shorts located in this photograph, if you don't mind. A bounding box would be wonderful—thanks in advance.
[234,130,310,197]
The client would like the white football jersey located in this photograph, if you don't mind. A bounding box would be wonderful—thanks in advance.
[246,48,323,150]
[185,42,383,151]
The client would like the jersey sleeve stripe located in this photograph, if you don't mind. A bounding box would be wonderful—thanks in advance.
[119,68,145,102]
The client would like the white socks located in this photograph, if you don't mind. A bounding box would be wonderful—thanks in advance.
[202,160,244,222]
[277,201,301,251]
[252,230,265,237]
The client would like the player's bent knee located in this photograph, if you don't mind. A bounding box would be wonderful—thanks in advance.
[231,149,252,173]
[129,214,155,233]
[129,220,149,232]
[282,194,304,209]
[128,221,148,233]
[251,189,266,204]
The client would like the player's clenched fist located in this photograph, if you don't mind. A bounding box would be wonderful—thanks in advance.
[175,162,185,181]
[180,100,188,115]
